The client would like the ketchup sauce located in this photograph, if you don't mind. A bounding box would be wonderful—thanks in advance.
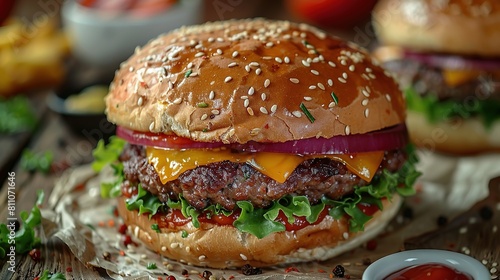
[384,263,473,280]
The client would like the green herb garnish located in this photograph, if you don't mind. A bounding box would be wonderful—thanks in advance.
[20,149,53,174]
[185,69,192,77]
[38,270,66,280]
[299,103,315,123]
[151,224,160,233]
[181,230,188,238]
[0,96,37,134]
[331,91,339,104]
[146,262,157,269]
[197,102,208,108]
[1,190,44,258]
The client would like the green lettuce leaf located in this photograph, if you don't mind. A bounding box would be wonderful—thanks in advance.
[38,270,66,280]
[0,190,44,258]
[126,184,163,219]
[92,136,126,172]
[405,86,500,129]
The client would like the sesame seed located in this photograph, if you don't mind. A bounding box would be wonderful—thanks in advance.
[368,73,376,79]
[224,76,232,83]
[312,57,319,63]
[170,242,179,249]
[211,109,220,115]
[245,65,251,72]
[240,254,248,260]
[275,57,283,63]
[292,111,302,118]
[217,37,224,42]
[328,102,336,108]
[216,49,222,55]
[289,78,300,84]
[317,83,325,90]
[161,246,167,252]
[266,42,274,47]
[271,104,277,113]
[249,62,260,67]
[362,99,369,106]
[195,52,205,57]
[262,56,272,60]
[190,72,198,77]
[241,96,248,99]
[232,51,239,58]
[208,37,215,43]
[284,56,290,63]
[311,69,319,75]
[209,91,215,99]
[328,79,333,86]
[361,73,370,80]
[328,61,336,67]
[362,90,370,97]
[304,96,312,101]
[173,97,182,104]
[137,97,143,106]
[309,85,317,90]
[343,232,349,239]
[228,62,238,68]
[247,107,254,115]
[201,114,208,120]
[340,60,347,66]
[302,60,310,67]
[187,62,193,69]
[385,94,392,101]
[134,225,140,237]
[364,108,369,118]
[319,55,324,61]
[248,87,255,95]
[345,125,351,135]
[349,65,355,72]
[244,99,250,107]
[198,255,206,261]
[255,68,262,75]
[261,93,267,101]
[366,67,373,73]
[129,66,134,72]
[342,72,348,79]
[260,107,268,114]
[264,79,271,88]
[338,77,347,83]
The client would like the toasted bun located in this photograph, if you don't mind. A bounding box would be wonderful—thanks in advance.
[373,0,500,57]
[106,19,405,144]
[117,195,402,268]
[407,111,500,155]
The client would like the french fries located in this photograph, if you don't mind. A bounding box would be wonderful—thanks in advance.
[0,18,70,96]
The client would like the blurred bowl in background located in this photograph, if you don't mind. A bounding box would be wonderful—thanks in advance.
[61,0,202,71]
[47,75,115,142]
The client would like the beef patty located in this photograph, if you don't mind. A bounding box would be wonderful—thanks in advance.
[120,144,407,210]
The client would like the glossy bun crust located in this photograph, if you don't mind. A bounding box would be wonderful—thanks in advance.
[373,0,500,56]
[106,19,405,144]
[117,195,402,268]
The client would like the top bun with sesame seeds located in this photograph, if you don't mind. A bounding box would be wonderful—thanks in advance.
[101,19,419,269]
[106,18,405,144]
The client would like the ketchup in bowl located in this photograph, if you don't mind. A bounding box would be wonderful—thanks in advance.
[384,263,473,280]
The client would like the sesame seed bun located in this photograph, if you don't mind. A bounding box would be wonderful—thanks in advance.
[106,19,405,144]
[372,0,500,57]
[117,194,402,268]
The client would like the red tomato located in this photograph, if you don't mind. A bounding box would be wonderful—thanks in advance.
[285,0,378,28]
[384,263,473,280]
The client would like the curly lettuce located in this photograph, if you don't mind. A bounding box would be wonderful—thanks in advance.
[405,86,500,129]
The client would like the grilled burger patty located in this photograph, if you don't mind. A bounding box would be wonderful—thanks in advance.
[384,59,500,101]
[120,144,407,210]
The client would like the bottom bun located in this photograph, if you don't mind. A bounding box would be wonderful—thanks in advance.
[117,194,402,268]
[407,111,500,155]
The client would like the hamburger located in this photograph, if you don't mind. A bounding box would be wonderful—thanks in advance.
[372,0,500,154]
[94,19,420,268]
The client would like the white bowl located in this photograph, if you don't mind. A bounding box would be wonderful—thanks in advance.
[62,0,202,70]
[363,249,490,280]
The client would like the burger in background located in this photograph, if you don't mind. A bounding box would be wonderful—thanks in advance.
[94,19,420,268]
[372,0,500,154]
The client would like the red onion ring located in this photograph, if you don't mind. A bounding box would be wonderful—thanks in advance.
[117,124,408,154]
[404,50,500,70]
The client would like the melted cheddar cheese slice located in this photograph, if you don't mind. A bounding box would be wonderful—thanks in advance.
[442,69,481,87]
[147,147,384,184]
